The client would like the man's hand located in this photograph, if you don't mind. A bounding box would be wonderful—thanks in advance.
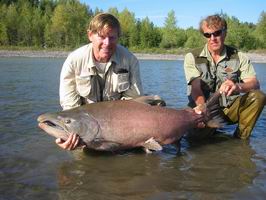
[55,133,81,150]
[219,79,241,96]
[193,104,206,128]
[194,104,206,114]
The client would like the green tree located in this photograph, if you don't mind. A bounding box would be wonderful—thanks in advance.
[108,7,119,18]
[5,3,19,45]
[46,3,70,47]
[47,0,90,48]
[175,28,187,47]
[160,10,180,48]
[184,27,205,48]
[94,7,103,15]
[225,15,257,50]
[0,4,8,45]
[0,1,263,51]
[118,8,139,48]
[0,0,18,6]
[139,17,161,48]
[31,7,47,47]
[0,22,8,45]
[39,0,57,14]
[41,0,58,47]
[17,0,33,46]
[255,11,266,48]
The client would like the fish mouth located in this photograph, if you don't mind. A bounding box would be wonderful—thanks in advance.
[37,115,69,140]
[40,120,64,131]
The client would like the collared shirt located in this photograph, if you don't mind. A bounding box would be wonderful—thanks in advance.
[60,43,143,110]
[184,44,256,107]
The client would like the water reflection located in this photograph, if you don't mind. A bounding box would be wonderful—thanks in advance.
[56,136,257,200]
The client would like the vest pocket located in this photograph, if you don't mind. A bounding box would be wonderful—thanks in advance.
[117,73,130,92]
[112,72,130,93]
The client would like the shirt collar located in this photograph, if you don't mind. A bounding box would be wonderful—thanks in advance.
[199,44,227,62]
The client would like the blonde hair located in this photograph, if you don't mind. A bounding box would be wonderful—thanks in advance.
[199,14,227,33]
[88,13,121,37]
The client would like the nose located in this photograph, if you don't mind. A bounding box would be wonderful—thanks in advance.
[210,34,216,40]
[103,37,110,45]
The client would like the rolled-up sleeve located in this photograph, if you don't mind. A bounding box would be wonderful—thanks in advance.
[238,52,256,80]
[183,53,201,85]
[59,56,81,110]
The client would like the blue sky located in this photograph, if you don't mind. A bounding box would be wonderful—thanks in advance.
[80,0,265,28]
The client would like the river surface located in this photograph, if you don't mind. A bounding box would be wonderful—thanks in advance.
[0,57,266,200]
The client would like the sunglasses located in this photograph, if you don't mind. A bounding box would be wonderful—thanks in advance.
[203,28,225,38]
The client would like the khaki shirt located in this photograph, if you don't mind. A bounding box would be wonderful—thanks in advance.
[184,44,256,107]
[60,43,143,110]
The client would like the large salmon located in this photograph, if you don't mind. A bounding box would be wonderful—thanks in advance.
[37,93,223,152]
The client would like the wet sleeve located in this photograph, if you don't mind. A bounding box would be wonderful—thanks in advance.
[238,52,256,80]
[59,55,82,110]
[183,53,201,85]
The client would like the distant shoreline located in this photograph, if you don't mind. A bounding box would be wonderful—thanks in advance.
[0,49,265,63]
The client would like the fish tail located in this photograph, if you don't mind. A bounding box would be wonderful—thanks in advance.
[204,91,226,128]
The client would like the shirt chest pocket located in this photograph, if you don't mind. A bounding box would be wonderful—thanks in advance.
[112,72,130,93]
[218,62,240,82]
[76,75,91,97]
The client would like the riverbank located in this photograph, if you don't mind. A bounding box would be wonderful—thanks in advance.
[0,49,265,63]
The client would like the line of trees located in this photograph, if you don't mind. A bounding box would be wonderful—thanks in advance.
[0,0,266,51]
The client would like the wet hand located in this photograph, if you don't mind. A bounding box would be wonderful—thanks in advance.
[55,133,80,150]
[193,104,206,115]
[219,79,241,96]
[193,104,206,128]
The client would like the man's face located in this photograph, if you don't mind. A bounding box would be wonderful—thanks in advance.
[88,27,119,62]
[202,23,226,53]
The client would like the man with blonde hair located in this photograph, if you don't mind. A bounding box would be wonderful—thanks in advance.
[184,14,265,139]
[57,13,143,150]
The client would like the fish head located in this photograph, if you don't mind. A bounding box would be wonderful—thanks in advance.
[37,109,100,143]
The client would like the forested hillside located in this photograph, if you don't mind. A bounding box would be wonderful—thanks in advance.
[0,0,265,52]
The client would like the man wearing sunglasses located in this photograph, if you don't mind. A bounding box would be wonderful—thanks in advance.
[184,14,266,139]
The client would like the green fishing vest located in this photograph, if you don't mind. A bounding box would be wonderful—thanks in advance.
[189,45,241,108]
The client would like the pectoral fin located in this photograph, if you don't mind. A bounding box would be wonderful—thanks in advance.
[142,137,163,153]
[90,139,122,151]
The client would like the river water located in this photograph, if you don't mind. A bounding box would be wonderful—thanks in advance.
[0,57,266,200]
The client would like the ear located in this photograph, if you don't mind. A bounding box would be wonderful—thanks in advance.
[87,31,93,42]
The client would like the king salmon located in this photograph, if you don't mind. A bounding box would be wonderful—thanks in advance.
[37,93,223,152]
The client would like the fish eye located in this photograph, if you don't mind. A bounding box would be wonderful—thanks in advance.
[65,119,71,124]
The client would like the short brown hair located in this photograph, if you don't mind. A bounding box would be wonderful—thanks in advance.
[199,14,227,33]
[88,13,121,37]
